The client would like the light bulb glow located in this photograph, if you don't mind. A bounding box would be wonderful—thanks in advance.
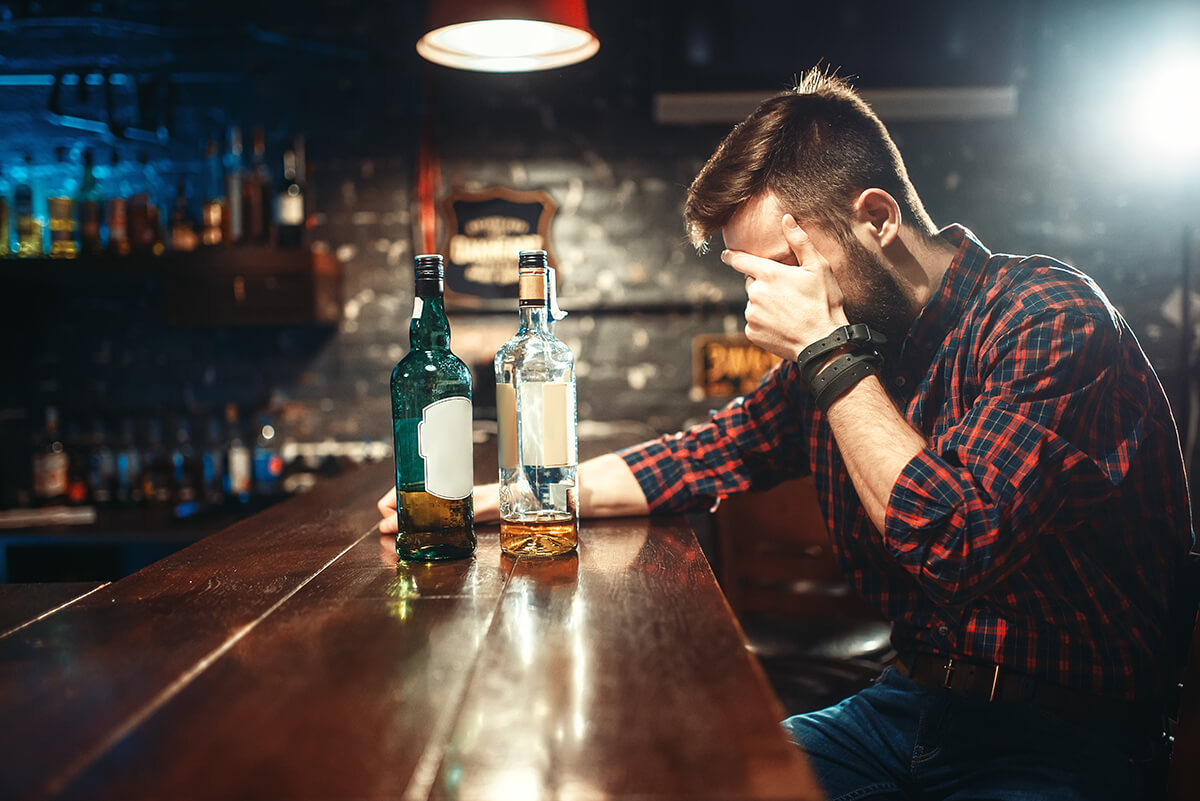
[417,19,599,73]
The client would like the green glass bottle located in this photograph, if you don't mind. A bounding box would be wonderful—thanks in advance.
[390,254,476,560]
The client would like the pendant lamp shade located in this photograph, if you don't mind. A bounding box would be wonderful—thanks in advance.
[417,0,600,73]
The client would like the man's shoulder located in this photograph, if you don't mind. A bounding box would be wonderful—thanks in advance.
[976,252,1120,329]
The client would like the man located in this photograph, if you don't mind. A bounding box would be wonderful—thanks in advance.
[380,70,1194,799]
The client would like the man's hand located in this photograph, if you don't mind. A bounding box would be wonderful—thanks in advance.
[377,484,502,534]
[721,214,849,360]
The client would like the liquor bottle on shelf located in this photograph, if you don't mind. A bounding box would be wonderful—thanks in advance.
[169,177,199,252]
[87,417,116,506]
[201,136,225,246]
[32,406,69,506]
[140,416,172,506]
[129,152,165,255]
[224,403,252,504]
[106,151,130,256]
[77,150,103,255]
[252,411,283,497]
[243,125,272,244]
[48,147,79,258]
[14,154,41,258]
[201,414,226,507]
[170,416,203,517]
[64,420,89,505]
[390,253,475,561]
[275,145,305,248]
[224,125,245,244]
[495,250,579,558]
[114,417,143,506]
[0,161,11,257]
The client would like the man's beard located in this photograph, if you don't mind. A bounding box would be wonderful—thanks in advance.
[840,235,914,353]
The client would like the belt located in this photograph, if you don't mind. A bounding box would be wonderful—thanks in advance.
[893,651,1163,730]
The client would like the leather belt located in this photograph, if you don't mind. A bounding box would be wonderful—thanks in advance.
[893,652,1163,730]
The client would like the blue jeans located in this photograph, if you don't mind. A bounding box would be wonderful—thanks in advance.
[781,667,1163,801]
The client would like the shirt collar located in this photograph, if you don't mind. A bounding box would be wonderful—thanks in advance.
[903,224,992,359]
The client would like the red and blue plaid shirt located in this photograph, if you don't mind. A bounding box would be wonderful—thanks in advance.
[620,225,1194,701]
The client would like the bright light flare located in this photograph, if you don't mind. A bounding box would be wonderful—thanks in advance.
[417,19,599,73]
[1120,48,1200,169]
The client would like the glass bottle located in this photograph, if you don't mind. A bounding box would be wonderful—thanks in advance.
[494,250,579,557]
[243,125,272,244]
[390,254,475,561]
[201,136,225,246]
[275,146,304,248]
[169,177,199,251]
[224,403,252,505]
[252,411,283,497]
[14,154,41,257]
[47,146,78,258]
[106,151,130,256]
[77,150,103,255]
[224,125,245,244]
[0,161,11,257]
[32,406,69,506]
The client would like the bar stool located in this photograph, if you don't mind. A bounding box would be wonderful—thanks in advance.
[713,475,893,716]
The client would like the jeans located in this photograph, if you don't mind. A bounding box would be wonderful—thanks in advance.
[781,667,1165,801]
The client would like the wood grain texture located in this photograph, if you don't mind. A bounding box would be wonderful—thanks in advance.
[0,454,823,801]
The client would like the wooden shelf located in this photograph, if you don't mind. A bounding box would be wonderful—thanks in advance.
[1,247,342,327]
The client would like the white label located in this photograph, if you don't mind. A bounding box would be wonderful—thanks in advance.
[418,396,474,499]
[518,381,576,468]
[33,452,68,498]
[411,297,423,320]
[496,383,518,470]
[228,446,252,494]
[278,193,304,225]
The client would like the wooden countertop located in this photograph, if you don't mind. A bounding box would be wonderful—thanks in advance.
[0,456,823,801]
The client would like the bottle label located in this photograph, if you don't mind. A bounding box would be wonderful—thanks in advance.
[227,446,252,495]
[518,381,576,468]
[411,297,423,320]
[278,193,304,225]
[33,452,69,499]
[418,397,473,500]
[496,383,518,470]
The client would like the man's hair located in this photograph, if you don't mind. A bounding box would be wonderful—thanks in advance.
[684,68,937,251]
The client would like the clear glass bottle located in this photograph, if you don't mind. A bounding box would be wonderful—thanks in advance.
[495,250,579,557]
[14,154,41,258]
[224,125,244,244]
[390,254,475,561]
[201,136,225,246]
[0,161,11,257]
[275,145,305,248]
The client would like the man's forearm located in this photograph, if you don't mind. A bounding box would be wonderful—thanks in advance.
[824,375,926,533]
[473,452,651,523]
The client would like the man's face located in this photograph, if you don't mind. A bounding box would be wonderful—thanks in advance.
[722,193,914,345]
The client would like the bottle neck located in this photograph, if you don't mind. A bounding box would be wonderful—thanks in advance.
[411,293,451,351]
[519,303,550,333]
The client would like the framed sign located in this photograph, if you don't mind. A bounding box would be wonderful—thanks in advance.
[692,334,781,398]
[440,187,556,301]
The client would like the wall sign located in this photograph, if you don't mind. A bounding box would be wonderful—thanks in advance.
[441,187,556,299]
[692,334,781,398]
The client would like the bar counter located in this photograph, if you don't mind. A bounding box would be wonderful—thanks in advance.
[0,450,823,801]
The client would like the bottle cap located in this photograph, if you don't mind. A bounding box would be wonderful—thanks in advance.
[518,250,548,306]
[413,253,445,297]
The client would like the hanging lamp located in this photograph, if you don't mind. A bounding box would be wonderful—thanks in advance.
[417,0,600,73]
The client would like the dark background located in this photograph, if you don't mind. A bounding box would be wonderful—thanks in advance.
[1,0,1197,508]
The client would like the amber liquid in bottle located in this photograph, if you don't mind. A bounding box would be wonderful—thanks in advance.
[390,254,476,561]
[495,250,579,558]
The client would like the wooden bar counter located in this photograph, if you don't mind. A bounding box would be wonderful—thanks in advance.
[0,450,823,801]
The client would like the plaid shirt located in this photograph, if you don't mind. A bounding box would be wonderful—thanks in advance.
[620,225,1193,701]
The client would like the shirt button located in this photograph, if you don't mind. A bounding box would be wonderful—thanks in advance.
[937,625,950,636]
[894,376,907,388]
